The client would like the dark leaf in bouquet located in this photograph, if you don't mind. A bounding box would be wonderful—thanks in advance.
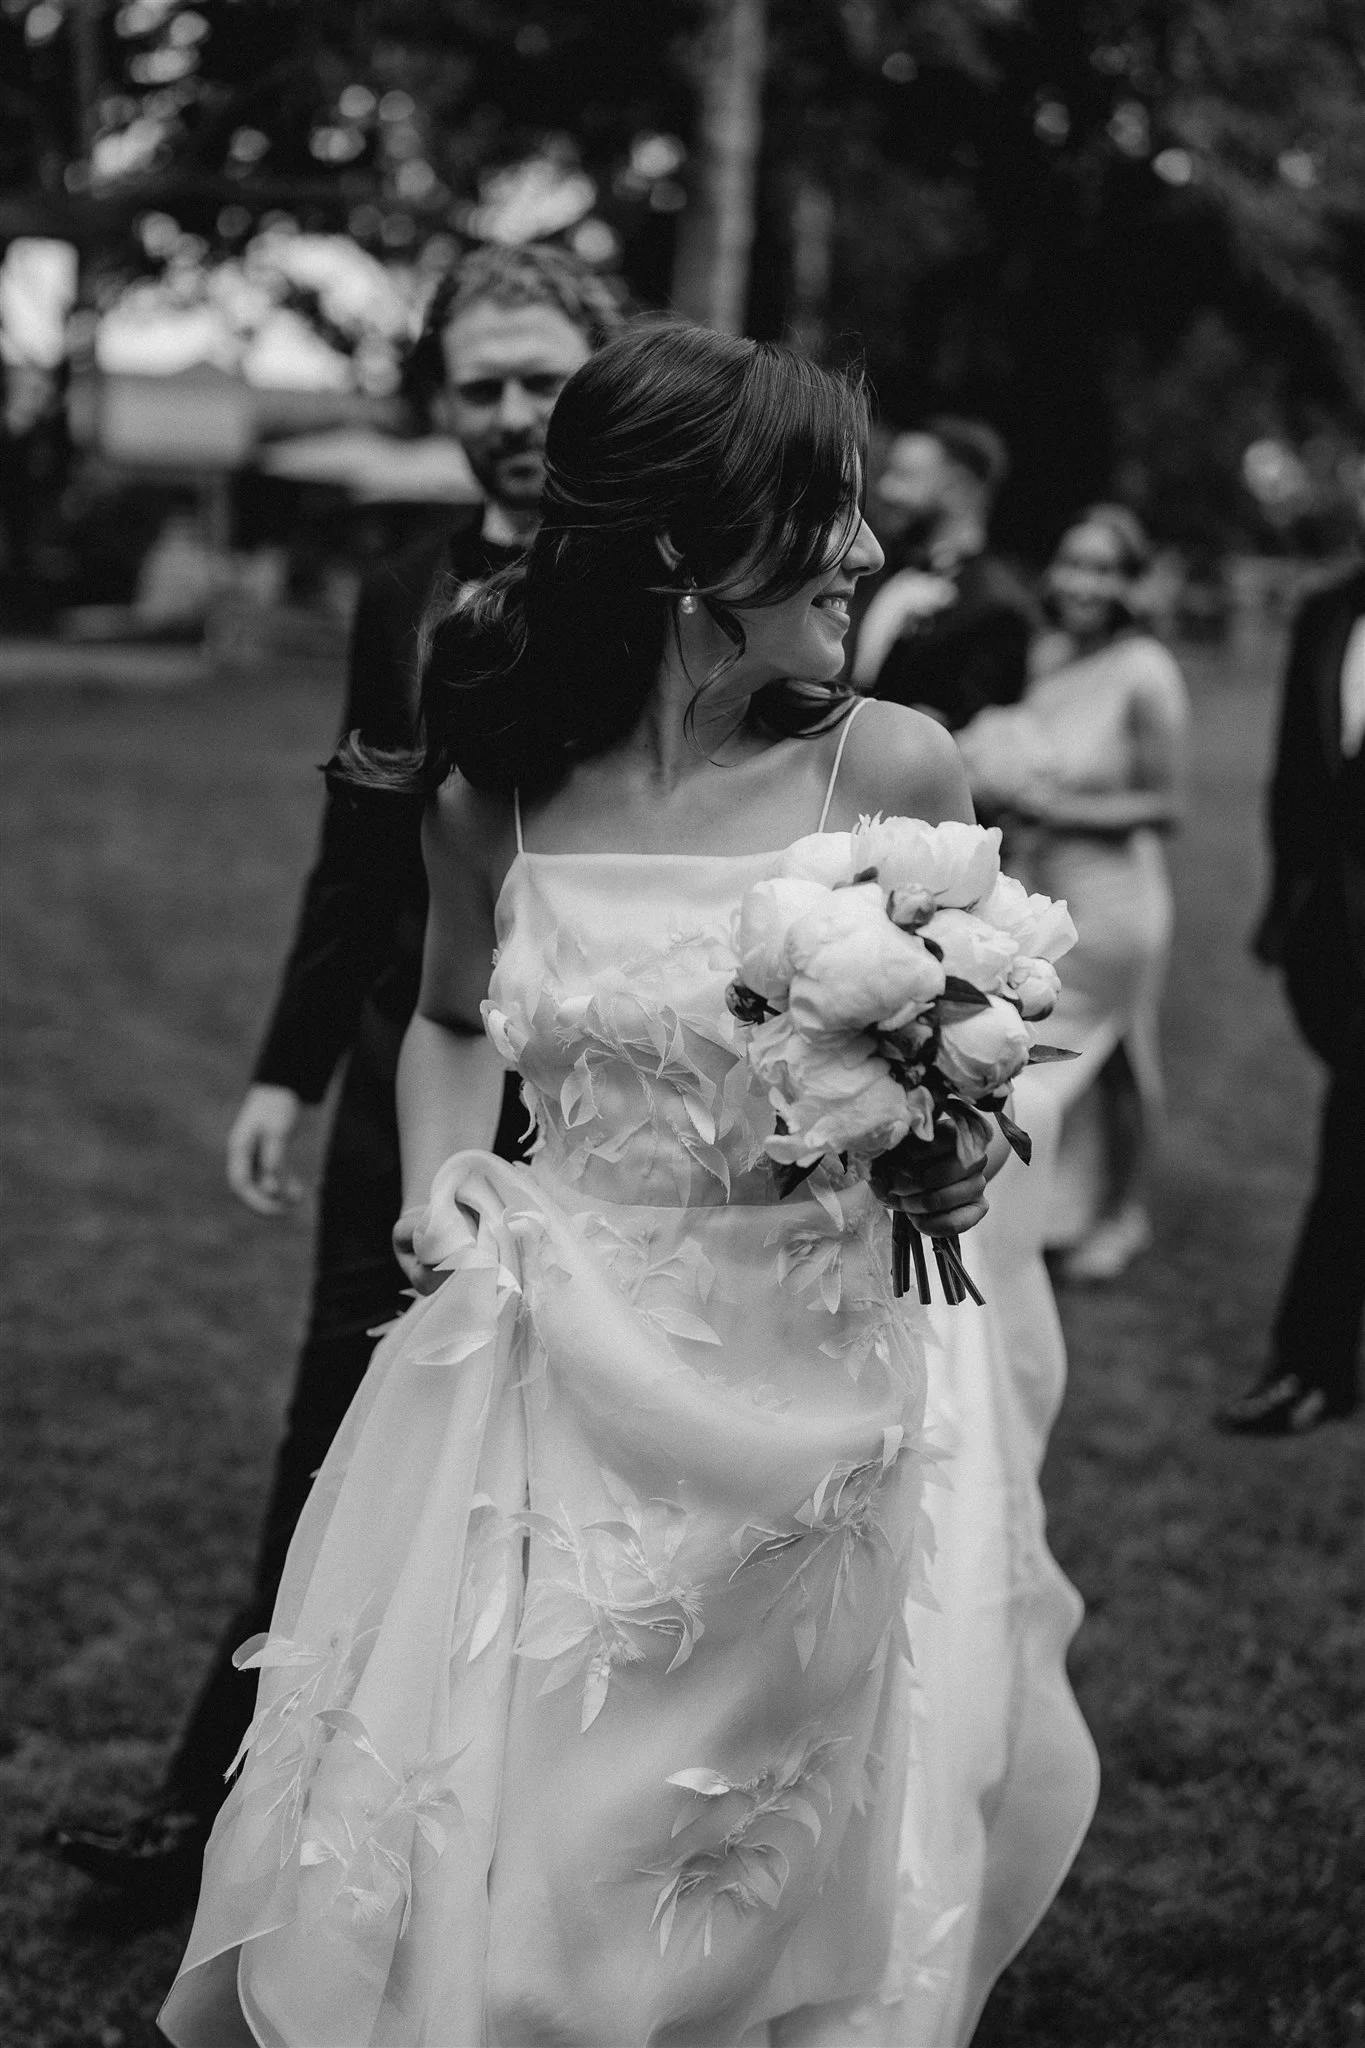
[878,1015,935,1068]
[931,978,994,1026]
[942,976,993,1008]
[1026,1042,1081,1064]
[994,1105,1033,1165]
[774,1157,822,1199]
[851,866,880,886]
[921,937,944,960]
[768,1112,822,1199]
[726,981,775,1025]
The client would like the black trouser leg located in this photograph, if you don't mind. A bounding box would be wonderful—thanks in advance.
[1271,1067,1365,1412]
[160,1278,399,1820]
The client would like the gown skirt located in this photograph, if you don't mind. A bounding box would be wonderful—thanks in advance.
[160,848,1097,2048]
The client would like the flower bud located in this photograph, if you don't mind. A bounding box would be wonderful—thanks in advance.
[936,995,1032,1096]
[1007,956,1062,1020]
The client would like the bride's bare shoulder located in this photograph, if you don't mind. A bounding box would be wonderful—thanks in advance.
[835,697,974,827]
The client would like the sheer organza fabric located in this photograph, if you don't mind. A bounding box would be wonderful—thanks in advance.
[161,849,1095,2048]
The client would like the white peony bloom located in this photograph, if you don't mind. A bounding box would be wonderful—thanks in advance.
[763,1032,913,1165]
[734,877,832,1000]
[936,995,1032,1096]
[918,908,1018,992]
[777,831,858,888]
[1006,955,1062,1020]
[745,1007,803,1091]
[975,872,1077,962]
[785,883,945,1035]
[851,814,1002,908]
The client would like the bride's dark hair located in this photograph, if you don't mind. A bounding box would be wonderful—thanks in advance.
[337,321,870,796]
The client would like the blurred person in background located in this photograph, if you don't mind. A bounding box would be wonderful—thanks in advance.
[51,241,624,1915]
[1218,535,1365,1435]
[851,415,1037,730]
[960,506,1189,1283]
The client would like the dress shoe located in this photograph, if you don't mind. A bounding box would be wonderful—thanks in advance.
[1056,1205,1154,1285]
[1215,1370,1356,1437]
[48,1805,209,1919]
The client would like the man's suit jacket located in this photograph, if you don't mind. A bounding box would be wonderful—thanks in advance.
[853,551,1038,732]
[1264,563,1365,1069]
[251,509,524,1275]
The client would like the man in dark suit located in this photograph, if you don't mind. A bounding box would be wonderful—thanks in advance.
[1218,556,1365,1435]
[54,242,623,1907]
[851,416,1037,730]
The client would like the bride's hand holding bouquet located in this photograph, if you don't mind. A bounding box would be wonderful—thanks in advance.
[728,813,1078,1305]
[868,1121,991,1247]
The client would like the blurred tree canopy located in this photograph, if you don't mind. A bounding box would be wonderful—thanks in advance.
[4,0,1364,550]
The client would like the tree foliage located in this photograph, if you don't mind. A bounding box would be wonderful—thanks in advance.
[757,0,1365,541]
[4,0,1363,546]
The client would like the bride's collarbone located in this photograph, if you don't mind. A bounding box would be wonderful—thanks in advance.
[524,744,828,858]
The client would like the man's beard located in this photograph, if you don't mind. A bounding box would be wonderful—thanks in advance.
[471,442,544,509]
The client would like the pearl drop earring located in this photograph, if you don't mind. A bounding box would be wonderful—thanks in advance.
[679,592,698,615]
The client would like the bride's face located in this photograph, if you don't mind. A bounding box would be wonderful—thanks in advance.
[692,513,885,702]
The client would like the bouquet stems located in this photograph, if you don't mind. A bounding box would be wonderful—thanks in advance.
[892,1212,984,1308]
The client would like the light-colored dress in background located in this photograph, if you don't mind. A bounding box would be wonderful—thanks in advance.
[161,763,1096,2047]
[1015,632,1188,1248]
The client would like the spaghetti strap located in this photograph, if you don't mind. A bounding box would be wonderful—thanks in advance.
[817,697,868,832]
[512,788,525,855]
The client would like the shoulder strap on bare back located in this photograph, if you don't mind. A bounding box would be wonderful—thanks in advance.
[817,697,868,832]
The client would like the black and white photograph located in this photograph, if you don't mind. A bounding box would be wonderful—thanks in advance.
[1,3,1362,2044]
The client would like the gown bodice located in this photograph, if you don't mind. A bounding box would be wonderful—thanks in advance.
[1025,631,1182,797]
[486,847,791,1209]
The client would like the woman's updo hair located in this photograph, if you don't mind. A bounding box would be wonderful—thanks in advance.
[344,321,869,796]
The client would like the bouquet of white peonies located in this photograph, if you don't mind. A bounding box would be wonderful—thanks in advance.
[727,815,1078,1306]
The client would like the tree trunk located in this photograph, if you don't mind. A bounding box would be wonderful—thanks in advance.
[69,0,104,166]
[670,0,767,334]
[786,174,835,359]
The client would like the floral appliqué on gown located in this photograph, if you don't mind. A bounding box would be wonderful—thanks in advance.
[162,842,1097,2048]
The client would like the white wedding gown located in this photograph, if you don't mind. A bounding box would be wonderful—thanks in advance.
[161,796,1097,2048]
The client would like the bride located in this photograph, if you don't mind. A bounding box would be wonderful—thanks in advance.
[161,323,1095,2048]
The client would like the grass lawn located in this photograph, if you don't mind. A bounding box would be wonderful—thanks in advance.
[2,629,1362,2048]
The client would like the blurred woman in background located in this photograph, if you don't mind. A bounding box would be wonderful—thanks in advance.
[959,505,1189,1282]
